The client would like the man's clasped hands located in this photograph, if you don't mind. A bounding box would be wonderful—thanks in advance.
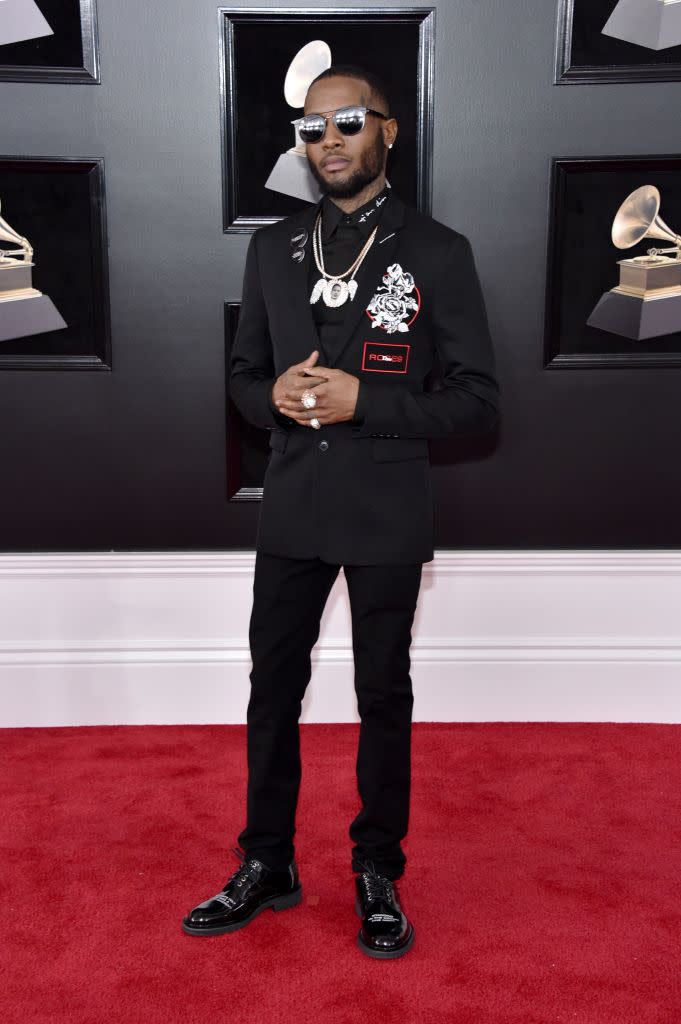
[272,350,359,428]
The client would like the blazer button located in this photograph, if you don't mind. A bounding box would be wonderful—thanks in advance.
[318,440,329,452]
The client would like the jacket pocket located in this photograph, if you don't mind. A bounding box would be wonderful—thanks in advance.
[371,438,428,462]
[268,429,289,454]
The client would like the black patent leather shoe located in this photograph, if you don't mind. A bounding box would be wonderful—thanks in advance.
[355,867,414,959]
[182,850,301,935]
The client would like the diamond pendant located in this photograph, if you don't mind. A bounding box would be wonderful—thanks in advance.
[309,277,359,307]
[323,279,349,307]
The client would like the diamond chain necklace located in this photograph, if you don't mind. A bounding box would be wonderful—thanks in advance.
[309,211,378,309]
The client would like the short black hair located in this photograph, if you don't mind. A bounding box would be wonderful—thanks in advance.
[308,65,391,115]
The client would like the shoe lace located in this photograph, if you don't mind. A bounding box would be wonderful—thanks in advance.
[357,862,396,904]
[213,848,262,908]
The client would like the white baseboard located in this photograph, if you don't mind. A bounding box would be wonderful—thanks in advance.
[0,551,680,726]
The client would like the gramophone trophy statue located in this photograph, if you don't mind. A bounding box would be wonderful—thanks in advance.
[264,40,331,203]
[602,0,681,51]
[0,0,53,46]
[587,185,681,341]
[0,197,67,343]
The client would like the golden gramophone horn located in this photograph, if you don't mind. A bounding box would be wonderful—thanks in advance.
[284,40,332,108]
[0,198,32,263]
[611,185,681,251]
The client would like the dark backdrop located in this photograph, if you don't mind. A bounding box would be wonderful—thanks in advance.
[0,0,680,551]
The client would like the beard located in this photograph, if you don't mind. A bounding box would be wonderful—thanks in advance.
[309,130,386,199]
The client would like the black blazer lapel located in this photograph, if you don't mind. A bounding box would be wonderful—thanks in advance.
[328,195,408,367]
[275,204,321,361]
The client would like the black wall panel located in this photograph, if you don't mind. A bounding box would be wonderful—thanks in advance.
[0,0,680,551]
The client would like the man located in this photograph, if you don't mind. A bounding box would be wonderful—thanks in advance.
[183,66,498,958]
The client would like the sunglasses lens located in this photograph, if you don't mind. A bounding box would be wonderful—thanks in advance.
[295,107,368,142]
[297,115,325,143]
[335,107,365,136]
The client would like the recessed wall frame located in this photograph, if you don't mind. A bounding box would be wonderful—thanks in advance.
[0,0,100,83]
[224,302,268,501]
[0,156,111,370]
[555,0,681,84]
[218,7,435,233]
[544,155,681,370]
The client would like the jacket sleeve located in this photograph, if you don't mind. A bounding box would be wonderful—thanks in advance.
[352,234,498,439]
[229,232,286,430]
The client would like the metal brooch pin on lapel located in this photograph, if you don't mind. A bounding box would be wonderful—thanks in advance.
[290,229,308,263]
[290,229,308,249]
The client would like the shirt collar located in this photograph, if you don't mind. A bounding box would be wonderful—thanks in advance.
[321,184,391,241]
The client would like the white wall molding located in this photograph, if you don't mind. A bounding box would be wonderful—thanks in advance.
[424,551,681,576]
[3,549,681,577]
[0,553,258,578]
[1,551,680,726]
[2,636,681,667]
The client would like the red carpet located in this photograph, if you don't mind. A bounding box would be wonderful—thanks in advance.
[1,722,680,1023]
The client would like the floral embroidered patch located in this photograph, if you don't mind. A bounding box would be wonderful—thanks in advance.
[366,263,421,334]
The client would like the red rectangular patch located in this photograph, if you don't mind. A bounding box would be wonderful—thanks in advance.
[362,341,410,373]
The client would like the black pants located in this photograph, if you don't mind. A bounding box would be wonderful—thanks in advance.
[238,552,422,880]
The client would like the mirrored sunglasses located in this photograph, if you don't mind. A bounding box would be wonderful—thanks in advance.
[292,105,388,145]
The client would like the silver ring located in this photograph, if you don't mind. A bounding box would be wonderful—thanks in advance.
[301,389,317,410]
[310,417,321,430]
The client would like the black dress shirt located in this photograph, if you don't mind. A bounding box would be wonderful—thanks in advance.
[309,187,390,359]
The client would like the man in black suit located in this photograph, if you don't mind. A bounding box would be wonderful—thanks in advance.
[183,66,498,958]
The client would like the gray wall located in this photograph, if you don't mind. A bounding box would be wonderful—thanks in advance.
[1,0,680,550]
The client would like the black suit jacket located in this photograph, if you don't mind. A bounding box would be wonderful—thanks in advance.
[230,194,498,564]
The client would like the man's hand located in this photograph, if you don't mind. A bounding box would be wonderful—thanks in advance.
[274,357,359,428]
[272,351,328,416]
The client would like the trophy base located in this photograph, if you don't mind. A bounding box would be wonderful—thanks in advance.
[602,0,681,51]
[0,262,36,296]
[587,289,681,340]
[0,293,67,343]
[0,0,53,46]
[265,151,323,204]
[617,255,681,296]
